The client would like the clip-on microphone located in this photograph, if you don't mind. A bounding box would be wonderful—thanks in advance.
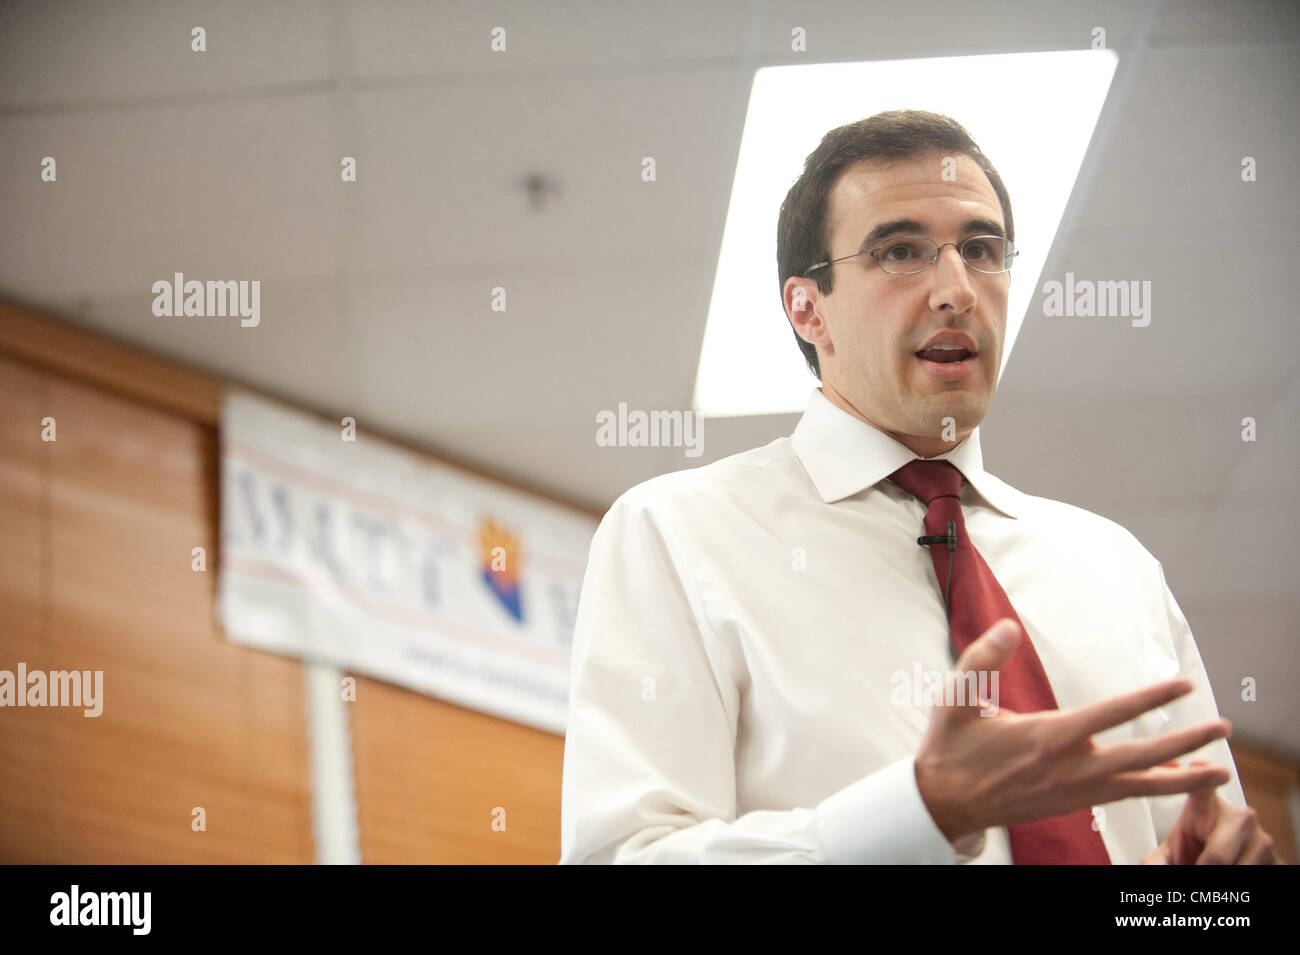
[917,521,957,621]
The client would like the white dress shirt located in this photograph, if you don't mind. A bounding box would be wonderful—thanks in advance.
[559,387,1244,864]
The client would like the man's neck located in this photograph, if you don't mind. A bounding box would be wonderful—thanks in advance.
[818,384,968,458]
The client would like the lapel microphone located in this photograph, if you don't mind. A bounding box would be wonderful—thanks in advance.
[917,520,958,625]
[916,521,957,552]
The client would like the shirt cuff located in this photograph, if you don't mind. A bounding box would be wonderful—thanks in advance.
[814,756,986,864]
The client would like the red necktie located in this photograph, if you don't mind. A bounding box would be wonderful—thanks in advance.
[888,459,1111,865]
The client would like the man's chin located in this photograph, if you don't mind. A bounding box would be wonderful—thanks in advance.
[913,393,990,435]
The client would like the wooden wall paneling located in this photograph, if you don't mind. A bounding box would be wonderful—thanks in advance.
[0,356,56,862]
[242,651,317,862]
[48,374,242,860]
[0,301,222,427]
[348,676,564,863]
[18,370,313,862]
[1231,740,1299,865]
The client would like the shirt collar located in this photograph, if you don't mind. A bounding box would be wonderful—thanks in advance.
[790,388,1020,519]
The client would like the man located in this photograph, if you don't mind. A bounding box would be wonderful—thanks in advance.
[559,110,1279,864]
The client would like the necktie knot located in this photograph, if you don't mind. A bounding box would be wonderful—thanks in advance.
[888,459,963,505]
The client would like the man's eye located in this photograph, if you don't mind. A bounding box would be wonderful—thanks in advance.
[964,238,999,260]
[883,241,921,260]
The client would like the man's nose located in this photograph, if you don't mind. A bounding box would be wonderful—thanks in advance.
[929,244,977,312]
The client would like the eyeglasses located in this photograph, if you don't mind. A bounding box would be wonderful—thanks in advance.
[805,234,1018,276]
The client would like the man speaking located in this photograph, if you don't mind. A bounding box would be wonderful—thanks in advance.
[558,110,1279,864]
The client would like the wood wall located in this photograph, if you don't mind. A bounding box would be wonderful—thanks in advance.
[0,354,316,861]
[0,302,1294,864]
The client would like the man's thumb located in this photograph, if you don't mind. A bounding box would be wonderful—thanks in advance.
[955,618,1020,673]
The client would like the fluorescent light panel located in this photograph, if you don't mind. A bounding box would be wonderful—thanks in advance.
[693,50,1119,417]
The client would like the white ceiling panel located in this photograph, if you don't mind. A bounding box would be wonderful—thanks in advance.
[0,0,332,109]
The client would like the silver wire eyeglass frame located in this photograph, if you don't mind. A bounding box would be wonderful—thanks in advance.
[804,235,1019,276]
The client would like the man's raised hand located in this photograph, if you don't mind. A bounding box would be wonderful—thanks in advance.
[913,618,1232,845]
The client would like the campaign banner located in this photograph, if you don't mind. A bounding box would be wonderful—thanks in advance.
[216,391,596,735]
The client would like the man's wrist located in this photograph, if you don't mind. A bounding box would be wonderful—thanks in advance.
[914,757,977,845]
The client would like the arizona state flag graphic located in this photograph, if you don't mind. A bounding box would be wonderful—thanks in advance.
[479,517,524,622]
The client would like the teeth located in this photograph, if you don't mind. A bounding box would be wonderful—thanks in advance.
[927,343,966,350]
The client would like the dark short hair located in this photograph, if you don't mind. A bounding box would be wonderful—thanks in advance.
[776,110,1015,380]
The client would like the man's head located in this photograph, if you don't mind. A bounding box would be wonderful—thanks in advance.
[777,110,1015,456]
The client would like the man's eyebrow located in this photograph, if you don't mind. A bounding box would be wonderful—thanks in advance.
[856,218,1006,251]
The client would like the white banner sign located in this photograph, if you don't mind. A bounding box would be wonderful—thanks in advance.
[216,391,596,734]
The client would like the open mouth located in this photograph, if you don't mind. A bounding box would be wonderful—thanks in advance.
[915,345,976,364]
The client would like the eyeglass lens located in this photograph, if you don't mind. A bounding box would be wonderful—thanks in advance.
[875,236,1012,274]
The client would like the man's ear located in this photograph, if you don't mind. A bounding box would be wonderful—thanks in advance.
[785,276,827,347]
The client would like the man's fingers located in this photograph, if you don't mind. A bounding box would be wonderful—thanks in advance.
[1183,777,1220,821]
[1195,808,1256,865]
[1141,844,1172,865]
[1236,827,1278,865]
[1104,763,1231,801]
[1092,720,1231,777]
[1057,677,1196,742]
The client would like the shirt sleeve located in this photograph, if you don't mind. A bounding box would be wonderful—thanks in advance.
[558,489,972,864]
[1144,559,1248,845]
